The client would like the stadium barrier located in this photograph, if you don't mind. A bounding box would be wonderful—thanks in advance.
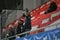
[2,23,60,40]
[15,28,60,40]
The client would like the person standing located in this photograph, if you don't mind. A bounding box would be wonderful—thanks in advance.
[16,20,25,37]
[24,8,31,36]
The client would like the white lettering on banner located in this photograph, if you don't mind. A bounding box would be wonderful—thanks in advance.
[44,26,56,31]
[40,11,45,14]
[35,34,46,40]
[42,18,49,24]
[35,36,41,39]
[23,37,32,40]
[31,17,35,20]
[36,8,39,10]
[53,34,58,40]
[46,1,51,5]
[31,25,38,31]
[24,38,27,40]
[40,5,45,8]
[51,12,60,20]
[53,34,60,40]
[43,36,47,40]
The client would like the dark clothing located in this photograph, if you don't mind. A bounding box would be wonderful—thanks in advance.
[9,31,15,40]
[17,22,24,34]
[9,30,15,36]
[45,1,57,14]
[24,14,31,36]
[8,29,15,40]
[24,14,31,31]
[17,22,25,37]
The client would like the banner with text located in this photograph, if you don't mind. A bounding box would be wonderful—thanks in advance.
[15,28,60,40]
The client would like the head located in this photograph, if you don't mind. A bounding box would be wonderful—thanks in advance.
[24,8,30,16]
[24,8,29,12]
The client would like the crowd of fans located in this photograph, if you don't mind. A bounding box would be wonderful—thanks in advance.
[1,8,31,40]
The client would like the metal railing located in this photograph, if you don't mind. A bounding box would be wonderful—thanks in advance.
[2,23,60,40]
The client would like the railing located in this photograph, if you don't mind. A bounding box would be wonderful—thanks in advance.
[2,23,60,40]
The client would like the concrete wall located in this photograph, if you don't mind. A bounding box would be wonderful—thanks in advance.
[36,0,41,7]
[41,0,49,4]
[23,0,41,11]
[16,0,42,18]
[17,10,23,18]
[5,10,17,26]
[23,0,35,11]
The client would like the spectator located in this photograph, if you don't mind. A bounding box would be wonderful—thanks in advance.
[8,24,15,36]
[24,8,31,36]
[8,24,15,40]
[16,20,25,37]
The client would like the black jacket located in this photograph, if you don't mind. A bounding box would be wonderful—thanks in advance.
[17,22,24,34]
[24,14,31,31]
